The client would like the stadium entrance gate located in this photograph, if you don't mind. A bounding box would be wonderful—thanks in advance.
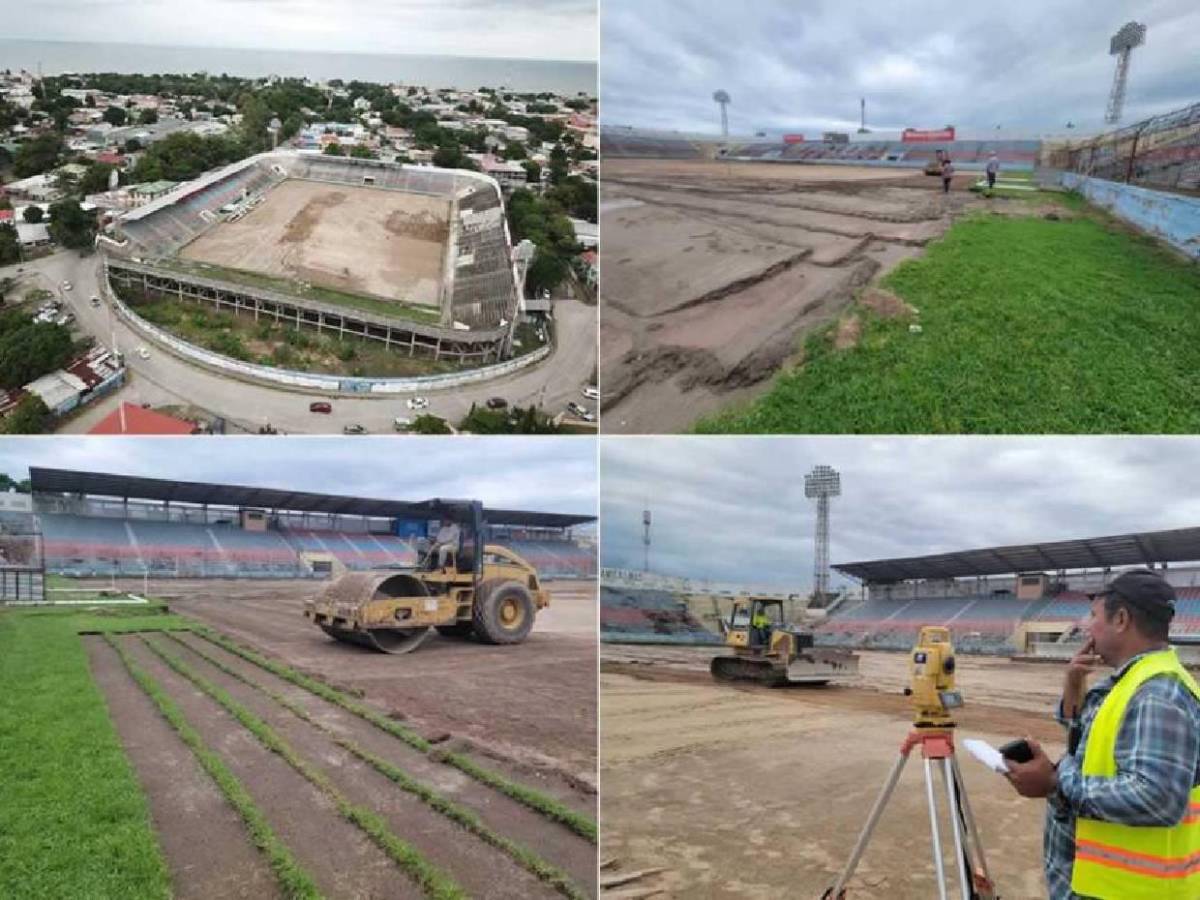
[0,532,46,603]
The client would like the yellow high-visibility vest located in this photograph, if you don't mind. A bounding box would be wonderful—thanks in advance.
[1072,648,1200,899]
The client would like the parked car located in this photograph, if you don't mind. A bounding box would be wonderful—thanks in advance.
[136,346,150,359]
[567,401,588,417]
[61,281,72,291]
[90,296,101,307]
[582,385,600,401]
[485,397,508,410]
[343,424,367,435]
[406,396,429,411]
[393,416,412,432]
[309,401,332,414]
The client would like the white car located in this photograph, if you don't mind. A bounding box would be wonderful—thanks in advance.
[61,281,72,291]
[393,417,413,432]
[406,396,429,411]
[136,346,150,360]
[582,385,600,401]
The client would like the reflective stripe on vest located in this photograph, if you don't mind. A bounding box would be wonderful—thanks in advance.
[1072,648,1200,900]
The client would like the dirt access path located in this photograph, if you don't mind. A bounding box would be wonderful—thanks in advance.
[89,625,597,898]
[601,657,1061,899]
[600,158,985,433]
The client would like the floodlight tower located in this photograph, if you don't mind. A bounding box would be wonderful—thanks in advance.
[805,465,841,601]
[642,508,652,573]
[712,90,731,137]
[1105,21,1146,125]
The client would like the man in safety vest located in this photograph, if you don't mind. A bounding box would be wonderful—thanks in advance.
[1004,568,1200,899]
[750,606,772,648]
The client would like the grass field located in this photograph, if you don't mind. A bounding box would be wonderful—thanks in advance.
[0,603,188,900]
[696,192,1200,433]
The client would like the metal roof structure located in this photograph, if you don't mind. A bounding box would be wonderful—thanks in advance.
[28,467,593,529]
[834,527,1200,583]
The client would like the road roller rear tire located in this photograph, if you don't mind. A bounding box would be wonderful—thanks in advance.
[473,580,535,645]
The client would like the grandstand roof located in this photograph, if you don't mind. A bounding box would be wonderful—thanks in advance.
[834,527,1200,582]
[28,467,593,528]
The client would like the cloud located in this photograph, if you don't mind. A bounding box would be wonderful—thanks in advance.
[600,437,1200,591]
[601,0,1200,135]
[0,437,596,520]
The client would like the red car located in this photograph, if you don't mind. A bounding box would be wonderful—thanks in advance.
[309,401,332,414]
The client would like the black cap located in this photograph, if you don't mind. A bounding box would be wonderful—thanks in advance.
[1096,568,1176,621]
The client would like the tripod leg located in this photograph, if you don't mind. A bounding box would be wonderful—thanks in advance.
[923,758,950,900]
[951,756,993,889]
[827,752,911,898]
[939,758,973,899]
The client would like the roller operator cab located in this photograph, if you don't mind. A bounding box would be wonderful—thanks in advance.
[303,500,550,654]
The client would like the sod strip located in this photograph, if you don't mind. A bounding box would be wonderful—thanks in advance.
[138,635,466,900]
[101,636,323,900]
[164,631,588,900]
[194,626,598,843]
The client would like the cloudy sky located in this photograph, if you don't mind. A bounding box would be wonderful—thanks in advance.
[602,0,1200,136]
[601,438,1200,592]
[0,437,596,519]
[6,0,597,62]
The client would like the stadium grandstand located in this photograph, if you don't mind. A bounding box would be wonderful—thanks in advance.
[600,128,1041,170]
[820,526,1200,656]
[25,467,595,585]
[97,150,522,365]
[600,584,721,644]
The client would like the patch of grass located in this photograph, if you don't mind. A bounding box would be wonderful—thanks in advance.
[104,636,323,900]
[0,609,172,899]
[195,627,598,842]
[697,204,1200,433]
[140,635,466,900]
[165,633,588,899]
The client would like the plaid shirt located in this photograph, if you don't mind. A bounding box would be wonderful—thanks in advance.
[1044,649,1200,899]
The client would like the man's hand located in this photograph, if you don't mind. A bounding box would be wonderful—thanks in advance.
[1066,639,1102,687]
[1005,738,1058,798]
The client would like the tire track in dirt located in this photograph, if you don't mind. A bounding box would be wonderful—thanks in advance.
[163,631,593,898]
[86,637,283,900]
[113,633,427,899]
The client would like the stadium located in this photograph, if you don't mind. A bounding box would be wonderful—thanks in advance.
[599,104,1200,434]
[600,525,1200,897]
[0,465,598,898]
[97,150,529,377]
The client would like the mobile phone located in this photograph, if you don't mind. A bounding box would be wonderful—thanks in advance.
[999,739,1034,764]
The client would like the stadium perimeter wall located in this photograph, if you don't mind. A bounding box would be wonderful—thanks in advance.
[106,279,552,396]
[1059,172,1200,261]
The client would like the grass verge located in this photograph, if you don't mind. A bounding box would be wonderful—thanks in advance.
[139,635,466,900]
[195,626,598,842]
[0,606,173,899]
[697,197,1200,433]
[165,632,588,899]
[104,635,323,899]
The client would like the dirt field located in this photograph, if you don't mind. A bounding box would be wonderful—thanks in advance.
[82,577,598,898]
[600,158,984,433]
[600,646,1073,898]
[180,180,450,308]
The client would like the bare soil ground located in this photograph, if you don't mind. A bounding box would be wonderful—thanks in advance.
[600,159,984,433]
[82,577,599,898]
[180,180,449,308]
[600,646,1071,898]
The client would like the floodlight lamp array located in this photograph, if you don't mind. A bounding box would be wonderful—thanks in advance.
[804,465,841,498]
[1110,21,1146,54]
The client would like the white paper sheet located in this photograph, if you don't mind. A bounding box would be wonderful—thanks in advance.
[963,738,1010,774]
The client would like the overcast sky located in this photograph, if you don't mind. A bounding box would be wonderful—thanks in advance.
[7,0,597,62]
[0,437,596,520]
[601,438,1200,592]
[602,0,1200,137]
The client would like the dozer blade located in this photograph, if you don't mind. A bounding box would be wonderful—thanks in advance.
[710,655,788,686]
[320,624,432,655]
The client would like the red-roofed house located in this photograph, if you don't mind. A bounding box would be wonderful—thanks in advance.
[0,210,13,224]
[89,403,196,435]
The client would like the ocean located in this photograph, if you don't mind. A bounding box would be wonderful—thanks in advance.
[0,39,596,96]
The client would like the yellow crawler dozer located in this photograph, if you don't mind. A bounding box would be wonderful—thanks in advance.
[710,596,859,685]
[304,500,549,654]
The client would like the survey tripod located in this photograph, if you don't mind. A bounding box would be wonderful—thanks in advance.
[823,627,997,900]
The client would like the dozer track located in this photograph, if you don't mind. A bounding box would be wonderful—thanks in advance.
[319,624,432,655]
[710,655,789,686]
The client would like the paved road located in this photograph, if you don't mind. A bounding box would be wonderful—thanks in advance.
[3,251,597,435]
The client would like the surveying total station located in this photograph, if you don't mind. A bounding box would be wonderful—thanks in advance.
[823,627,997,900]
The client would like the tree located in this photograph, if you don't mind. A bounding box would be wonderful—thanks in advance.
[123,138,142,153]
[323,142,344,156]
[46,198,97,250]
[0,226,19,266]
[459,403,558,435]
[502,142,527,161]
[21,206,43,224]
[409,414,452,435]
[349,144,374,159]
[102,105,127,127]
[13,133,63,178]
[522,161,541,184]
[548,143,569,186]
[526,250,569,298]
[1,395,51,435]
[79,161,117,196]
[138,108,158,125]
[0,319,73,389]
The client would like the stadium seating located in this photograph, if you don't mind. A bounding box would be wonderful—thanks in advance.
[279,529,417,570]
[505,539,596,579]
[600,585,721,644]
[815,593,1031,654]
[599,133,704,159]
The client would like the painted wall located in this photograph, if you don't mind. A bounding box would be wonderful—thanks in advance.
[1060,172,1200,261]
